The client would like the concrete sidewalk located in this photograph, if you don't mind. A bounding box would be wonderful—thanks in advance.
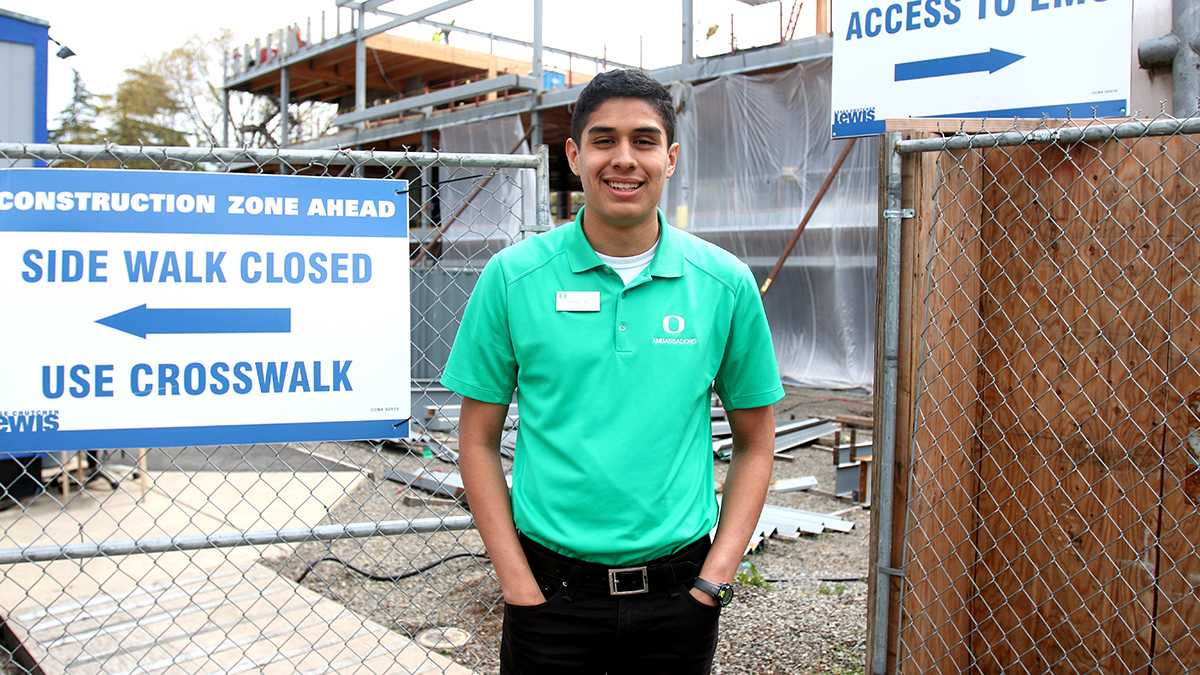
[0,469,472,673]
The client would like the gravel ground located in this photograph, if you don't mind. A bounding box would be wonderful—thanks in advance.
[257,385,874,674]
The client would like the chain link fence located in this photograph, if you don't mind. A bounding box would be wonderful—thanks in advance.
[883,116,1200,673]
[0,142,547,674]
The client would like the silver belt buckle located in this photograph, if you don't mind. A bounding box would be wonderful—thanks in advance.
[608,566,649,595]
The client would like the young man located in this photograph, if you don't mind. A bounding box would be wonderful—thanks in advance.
[442,69,783,674]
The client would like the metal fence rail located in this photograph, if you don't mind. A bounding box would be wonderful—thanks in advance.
[877,115,1200,673]
[0,142,547,674]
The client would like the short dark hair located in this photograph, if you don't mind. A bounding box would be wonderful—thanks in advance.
[570,69,676,146]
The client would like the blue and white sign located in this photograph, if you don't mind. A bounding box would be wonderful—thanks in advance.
[0,169,410,452]
[831,0,1132,137]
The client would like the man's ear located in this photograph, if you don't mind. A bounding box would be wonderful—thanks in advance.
[665,142,680,179]
[565,137,581,176]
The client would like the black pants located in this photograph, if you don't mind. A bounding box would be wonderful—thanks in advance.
[500,534,720,675]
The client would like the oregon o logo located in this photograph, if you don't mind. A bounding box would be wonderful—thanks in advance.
[662,315,685,334]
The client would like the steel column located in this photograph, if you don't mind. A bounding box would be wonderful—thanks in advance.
[871,131,904,675]
[1137,0,1200,116]
[531,0,545,149]
[534,144,552,233]
[354,8,367,176]
[682,0,694,64]
[421,129,434,228]
[221,89,230,147]
[1175,0,1200,116]
[279,66,290,162]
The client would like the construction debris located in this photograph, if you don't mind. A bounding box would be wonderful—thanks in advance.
[715,418,838,461]
[385,468,465,499]
[416,626,471,651]
[775,419,840,453]
[385,468,510,500]
[720,497,855,553]
[407,434,460,464]
[830,440,873,464]
[402,493,460,508]
[499,428,518,459]
[770,476,818,493]
[422,403,519,432]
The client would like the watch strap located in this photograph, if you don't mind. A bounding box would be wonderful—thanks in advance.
[692,577,733,606]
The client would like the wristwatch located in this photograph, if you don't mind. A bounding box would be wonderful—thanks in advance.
[692,577,734,607]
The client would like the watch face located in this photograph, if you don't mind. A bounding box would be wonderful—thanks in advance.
[716,584,734,607]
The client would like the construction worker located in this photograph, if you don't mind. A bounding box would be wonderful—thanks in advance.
[443,68,783,674]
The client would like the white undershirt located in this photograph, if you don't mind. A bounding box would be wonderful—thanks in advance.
[595,240,659,285]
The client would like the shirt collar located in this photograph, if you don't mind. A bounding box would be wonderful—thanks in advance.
[564,207,684,278]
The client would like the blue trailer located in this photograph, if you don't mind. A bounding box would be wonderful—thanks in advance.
[0,8,49,147]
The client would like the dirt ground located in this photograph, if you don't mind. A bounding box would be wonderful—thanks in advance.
[258,385,876,674]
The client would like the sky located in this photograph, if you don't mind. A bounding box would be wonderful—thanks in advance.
[2,0,814,127]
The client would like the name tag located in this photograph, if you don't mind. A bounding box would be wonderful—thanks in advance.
[555,290,600,312]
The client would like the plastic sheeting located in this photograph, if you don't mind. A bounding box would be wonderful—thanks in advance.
[438,116,536,240]
[663,60,877,390]
[437,60,878,390]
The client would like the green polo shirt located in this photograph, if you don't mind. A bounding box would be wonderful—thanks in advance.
[442,208,784,565]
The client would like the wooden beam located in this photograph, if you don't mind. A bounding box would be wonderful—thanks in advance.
[815,0,831,35]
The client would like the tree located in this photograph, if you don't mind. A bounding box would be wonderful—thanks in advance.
[49,70,101,144]
[148,31,335,148]
[104,67,190,147]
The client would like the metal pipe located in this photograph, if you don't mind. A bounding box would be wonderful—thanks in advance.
[420,129,433,229]
[871,131,904,675]
[682,0,695,64]
[1174,0,1200,116]
[221,89,230,148]
[535,143,552,233]
[279,66,290,157]
[895,116,1200,154]
[354,7,367,177]
[1138,34,1179,70]
[532,0,544,149]
[354,11,366,117]
[0,143,542,169]
[0,516,476,565]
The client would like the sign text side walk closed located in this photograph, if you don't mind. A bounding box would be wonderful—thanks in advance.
[0,169,410,453]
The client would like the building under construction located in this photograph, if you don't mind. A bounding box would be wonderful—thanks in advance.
[221,0,877,390]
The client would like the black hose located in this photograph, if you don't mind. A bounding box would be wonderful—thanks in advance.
[297,551,490,583]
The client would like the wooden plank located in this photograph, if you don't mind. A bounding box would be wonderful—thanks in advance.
[833,413,874,428]
[814,0,831,35]
[365,33,593,85]
[967,139,1167,672]
[895,143,984,674]
[1149,135,1200,672]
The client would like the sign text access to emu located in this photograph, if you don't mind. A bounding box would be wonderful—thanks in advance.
[0,169,410,453]
[831,0,1133,138]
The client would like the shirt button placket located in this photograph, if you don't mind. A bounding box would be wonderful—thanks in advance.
[615,291,630,352]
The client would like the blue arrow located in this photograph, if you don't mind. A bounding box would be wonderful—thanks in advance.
[895,48,1025,82]
[97,304,291,338]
